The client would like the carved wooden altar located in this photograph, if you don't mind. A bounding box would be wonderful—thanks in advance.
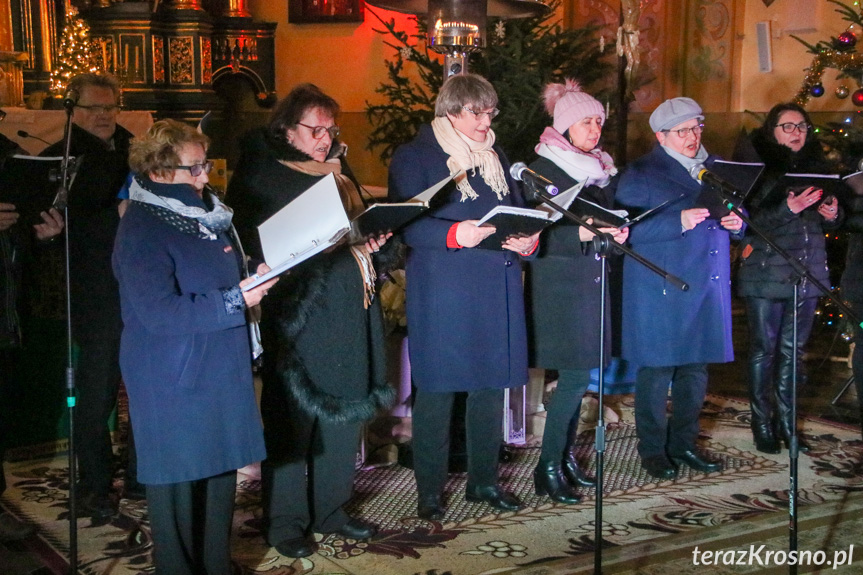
[5,0,277,120]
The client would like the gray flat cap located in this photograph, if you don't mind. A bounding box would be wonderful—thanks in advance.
[649,97,704,132]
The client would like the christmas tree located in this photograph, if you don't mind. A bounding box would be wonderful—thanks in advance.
[365,1,614,163]
[49,3,98,95]
[792,0,863,172]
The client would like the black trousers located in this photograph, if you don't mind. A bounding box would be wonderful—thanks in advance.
[745,297,817,433]
[634,363,708,459]
[539,369,589,462]
[73,331,122,497]
[412,387,504,497]
[146,471,237,575]
[261,412,361,545]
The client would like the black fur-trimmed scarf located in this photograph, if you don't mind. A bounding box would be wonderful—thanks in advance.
[274,260,395,424]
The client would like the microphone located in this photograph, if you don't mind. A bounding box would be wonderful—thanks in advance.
[696,168,743,197]
[510,162,559,198]
[62,88,79,110]
[16,130,52,147]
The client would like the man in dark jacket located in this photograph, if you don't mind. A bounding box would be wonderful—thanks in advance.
[41,73,136,518]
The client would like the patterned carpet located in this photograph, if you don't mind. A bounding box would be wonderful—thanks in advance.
[2,394,863,575]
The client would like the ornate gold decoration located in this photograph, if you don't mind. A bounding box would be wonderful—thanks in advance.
[163,0,204,9]
[168,36,194,84]
[200,37,212,84]
[225,0,251,17]
[213,36,258,62]
[91,36,114,73]
[153,36,165,83]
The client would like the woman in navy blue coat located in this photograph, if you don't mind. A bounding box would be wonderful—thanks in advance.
[113,120,273,575]
[388,74,539,520]
[616,98,743,481]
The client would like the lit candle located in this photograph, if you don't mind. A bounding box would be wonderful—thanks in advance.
[124,44,129,71]
[134,46,140,79]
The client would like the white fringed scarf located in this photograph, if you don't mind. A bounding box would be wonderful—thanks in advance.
[431,116,510,202]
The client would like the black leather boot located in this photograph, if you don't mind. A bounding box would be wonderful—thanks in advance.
[776,356,811,454]
[534,460,581,504]
[751,422,781,454]
[746,301,781,454]
[561,449,596,487]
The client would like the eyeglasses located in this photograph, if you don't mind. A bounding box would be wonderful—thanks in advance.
[75,104,121,114]
[663,124,704,138]
[173,161,213,177]
[296,122,340,140]
[462,106,500,120]
[776,122,810,134]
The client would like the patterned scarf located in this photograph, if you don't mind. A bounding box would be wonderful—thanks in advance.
[279,154,377,308]
[536,126,617,188]
[129,176,233,240]
[431,116,509,202]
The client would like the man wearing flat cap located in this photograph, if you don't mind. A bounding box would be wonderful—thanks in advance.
[616,97,744,480]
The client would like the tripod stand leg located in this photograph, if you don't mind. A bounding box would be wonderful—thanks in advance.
[831,376,855,406]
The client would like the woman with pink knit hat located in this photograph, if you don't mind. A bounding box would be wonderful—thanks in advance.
[525,79,628,503]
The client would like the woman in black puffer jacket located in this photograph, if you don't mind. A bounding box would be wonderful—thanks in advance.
[734,102,843,455]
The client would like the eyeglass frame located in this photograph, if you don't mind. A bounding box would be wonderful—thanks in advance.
[776,122,811,134]
[74,103,121,114]
[662,123,705,138]
[462,106,500,121]
[172,161,214,177]
[296,122,340,140]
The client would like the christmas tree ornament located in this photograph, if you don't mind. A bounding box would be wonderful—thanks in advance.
[811,83,825,97]
[838,30,857,48]
[852,88,863,106]
[837,85,851,98]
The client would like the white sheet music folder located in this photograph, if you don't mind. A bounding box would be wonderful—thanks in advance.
[242,173,349,291]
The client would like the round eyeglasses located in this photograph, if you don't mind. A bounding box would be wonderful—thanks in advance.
[173,161,214,177]
[462,106,500,120]
[663,124,704,138]
[776,122,810,134]
[296,122,340,140]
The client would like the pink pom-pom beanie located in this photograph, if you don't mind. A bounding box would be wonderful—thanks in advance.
[543,79,605,135]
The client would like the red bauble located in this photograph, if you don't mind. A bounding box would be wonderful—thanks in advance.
[839,30,858,48]
[852,88,863,106]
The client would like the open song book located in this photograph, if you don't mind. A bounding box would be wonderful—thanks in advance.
[242,173,454,291]
[474,182,584,250]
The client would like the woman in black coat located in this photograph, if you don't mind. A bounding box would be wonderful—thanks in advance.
[526,80,627,503]
[733,102,843,454]
[229,84,395,559]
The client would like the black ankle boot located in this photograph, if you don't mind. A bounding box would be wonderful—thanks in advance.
[534,460,581,504]
[561,450,596,487]
[751,423,781,454]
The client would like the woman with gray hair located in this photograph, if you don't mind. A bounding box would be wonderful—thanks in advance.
[388,73,539,520]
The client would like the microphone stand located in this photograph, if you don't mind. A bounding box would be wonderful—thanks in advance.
[526,184,689,574]
[708,183,862,574]
[57,97,79,575]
